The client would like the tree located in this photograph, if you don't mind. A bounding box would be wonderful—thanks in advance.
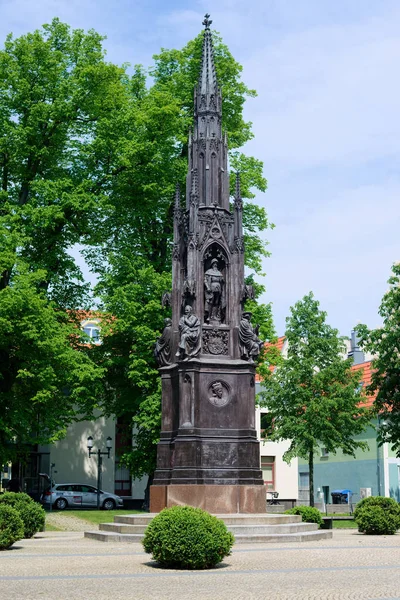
[356,263,400,455]
[258,292,371,506]
[92,29,276,486]
[0,19,275,483]
[0,19,124,460]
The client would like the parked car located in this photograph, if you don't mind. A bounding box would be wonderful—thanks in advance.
[40,483,124,510]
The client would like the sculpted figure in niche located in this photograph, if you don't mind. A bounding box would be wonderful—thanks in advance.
[239,312,263,364]
[154,318,172,367]
[176,305,201,360]
[204,258,225,323]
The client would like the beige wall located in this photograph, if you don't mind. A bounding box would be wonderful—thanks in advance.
[39,411,115,493]
[256,406,299,500]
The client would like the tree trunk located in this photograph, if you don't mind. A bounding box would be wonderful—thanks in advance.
[143,472,154,512]
[308,450,314,507]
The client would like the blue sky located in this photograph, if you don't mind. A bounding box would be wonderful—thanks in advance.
[1,0,399,336]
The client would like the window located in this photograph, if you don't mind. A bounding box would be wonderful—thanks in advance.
[261,456,275,490]
[299,472,310,488]
[82,321,101,344]
[321,447,329,457]
[260,412,274,439]
[82,322,101,344]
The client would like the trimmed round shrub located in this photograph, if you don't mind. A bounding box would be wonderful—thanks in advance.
[354,496,400,521]
[356,506,398,535]
[0,492,33,507]
[142,505,234,569]
[354,496,400,535]
[285,505,323,526]
[0,505,24,550]
[17,502,46,538]
[0,492,45,538]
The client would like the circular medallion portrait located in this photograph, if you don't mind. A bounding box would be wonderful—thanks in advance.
[208,380,231,408]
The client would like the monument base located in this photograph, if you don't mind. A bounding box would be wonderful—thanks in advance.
[150,484,266,514]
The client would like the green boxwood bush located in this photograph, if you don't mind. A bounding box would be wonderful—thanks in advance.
[0,492,33,507]
[142,505,234,569]
[0,492,45,538]
[355,506,398,535]
[285,505,323,526]
[0,505,24,550]
[354,496,400,535]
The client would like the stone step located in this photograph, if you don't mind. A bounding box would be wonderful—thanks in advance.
[84,528,332,544]
[233,530,333,543]
[84,512,333,544]
[98,520,317,536]
[100,523,148,534]
[113,513,302,526]
[226,522,318,535]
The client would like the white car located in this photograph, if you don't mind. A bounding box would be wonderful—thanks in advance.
[40,483,124,510]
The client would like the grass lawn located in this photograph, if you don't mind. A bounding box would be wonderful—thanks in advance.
[332,519,357,529]
[46,509,143,527]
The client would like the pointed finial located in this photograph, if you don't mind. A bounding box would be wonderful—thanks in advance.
[235,171,241,199]
[202,13,212,30]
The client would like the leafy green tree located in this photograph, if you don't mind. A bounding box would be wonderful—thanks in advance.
[258,293,371,506]
[0,19,122,460]
[92,29,276,486]
[356,263,400,455]
[0,19,275,485]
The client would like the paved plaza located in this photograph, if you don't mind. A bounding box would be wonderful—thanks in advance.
[1,529,400,600]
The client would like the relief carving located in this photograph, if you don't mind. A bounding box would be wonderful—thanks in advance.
[202,328,228,355]
[208,380,231,408]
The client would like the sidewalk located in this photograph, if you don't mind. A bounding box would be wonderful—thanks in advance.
[1,529,400,600]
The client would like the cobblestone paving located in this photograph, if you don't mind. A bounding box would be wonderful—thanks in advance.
[46,512,92,531]
[1,530,400,600]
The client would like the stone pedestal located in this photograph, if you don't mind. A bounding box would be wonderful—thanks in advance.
[150,484,266,513]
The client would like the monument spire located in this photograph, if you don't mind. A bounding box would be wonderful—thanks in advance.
[198,14,218,99]
[151,15,265,515]
[187,14,229,210]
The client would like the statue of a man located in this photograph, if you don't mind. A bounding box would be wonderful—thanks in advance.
[238,312,263,364]
[204,258,225,323]
[154,318,173,367]
[176,305,201,360]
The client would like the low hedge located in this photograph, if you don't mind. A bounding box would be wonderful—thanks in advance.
[0,492,45,538]
[354,496,400,535]
[142,505,234,569]
[285,505,323,526]
[0,505,24,550]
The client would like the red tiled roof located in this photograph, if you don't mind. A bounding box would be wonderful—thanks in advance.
[352,360,376,408]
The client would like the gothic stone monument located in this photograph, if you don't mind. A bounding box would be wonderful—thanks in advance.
[150,15,265,514]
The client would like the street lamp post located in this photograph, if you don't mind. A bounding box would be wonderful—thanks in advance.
[87,436,112,509]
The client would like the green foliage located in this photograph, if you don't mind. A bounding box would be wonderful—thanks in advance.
[17,502,46,538]
[0,492,45,537]
[285,505,323,526]
[142,506,234,569]
[355,505,399,535]
[259,292,371,506]
[0,19,111,462]
[0,19,273,479]
[0,492,33,507]
[91,27,274,480]
[356,263,400,455]
[0,504,24,549]
[353,496,400,522]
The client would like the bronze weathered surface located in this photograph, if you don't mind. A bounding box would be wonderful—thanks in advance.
[150,15,264,513]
